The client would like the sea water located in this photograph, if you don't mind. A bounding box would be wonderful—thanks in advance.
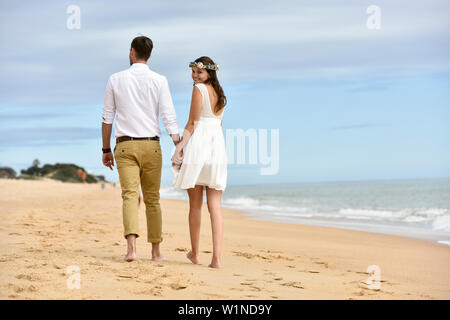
[160,178,450,246]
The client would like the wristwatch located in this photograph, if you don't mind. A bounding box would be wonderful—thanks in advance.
[102,148,111,154]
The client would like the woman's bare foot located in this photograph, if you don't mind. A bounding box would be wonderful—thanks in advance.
[125,251,136,262]
[208,257,221,268]
[186,251,199,264]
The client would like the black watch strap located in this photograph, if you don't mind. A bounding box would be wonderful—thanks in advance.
[102,148,112,154]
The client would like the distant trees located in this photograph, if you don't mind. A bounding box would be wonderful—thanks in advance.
[32,159,40,168]
[18,159,106,184]
[0,166,16,179]
[21,158,42,177]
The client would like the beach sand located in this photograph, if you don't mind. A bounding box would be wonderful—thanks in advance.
[0,179,449,300]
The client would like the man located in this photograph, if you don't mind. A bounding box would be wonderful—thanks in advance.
[101,36,180,262]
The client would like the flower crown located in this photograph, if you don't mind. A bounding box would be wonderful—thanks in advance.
[189,61,220,71]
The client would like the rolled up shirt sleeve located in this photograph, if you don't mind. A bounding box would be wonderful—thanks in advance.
[159,76,179,135]
[102,77,116,124]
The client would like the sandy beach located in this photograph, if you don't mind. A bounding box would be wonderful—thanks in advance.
[0,179,449,300]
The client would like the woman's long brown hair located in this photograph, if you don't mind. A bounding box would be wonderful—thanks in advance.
[194,56,227,114]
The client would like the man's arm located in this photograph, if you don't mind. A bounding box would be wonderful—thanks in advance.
[102,122,113,149]
[159,77,180,145]
[101,77,116,170]
[170,133,181,145]
[102,122,114,170]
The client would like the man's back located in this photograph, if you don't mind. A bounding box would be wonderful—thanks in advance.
[102,63,179,138]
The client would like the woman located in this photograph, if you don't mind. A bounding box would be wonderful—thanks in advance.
[172,56,227,268]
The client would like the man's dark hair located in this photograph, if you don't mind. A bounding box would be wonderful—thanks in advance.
[131,36,153,61]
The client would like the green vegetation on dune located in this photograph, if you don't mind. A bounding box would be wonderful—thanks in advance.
[0,159,107,183]
[0,166,17,179]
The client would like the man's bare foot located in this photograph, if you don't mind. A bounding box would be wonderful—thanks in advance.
[151,242,164,261]
[186,251,199,264]
[125,234,137,262]
[151,254,165,261]
[125,251,136,262]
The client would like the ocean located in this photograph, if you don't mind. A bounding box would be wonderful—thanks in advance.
[160,178,450,246]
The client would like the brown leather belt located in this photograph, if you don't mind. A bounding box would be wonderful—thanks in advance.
[116,136,160,144]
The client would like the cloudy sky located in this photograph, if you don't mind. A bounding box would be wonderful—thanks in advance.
[1,0,449,185]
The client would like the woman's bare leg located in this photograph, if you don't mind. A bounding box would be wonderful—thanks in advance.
[206,187,223,268]
[186,185,204,264]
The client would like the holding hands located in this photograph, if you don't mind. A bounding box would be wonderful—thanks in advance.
[171,144,184,169]
[171,129,192,170]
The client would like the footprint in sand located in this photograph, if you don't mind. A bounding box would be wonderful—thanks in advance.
[9,283,38,294]
[27,285,38,293]
[233,250,295,262]
[204,292,230,299]
[354,270,369,275]
[240,281,263,292]
[270,254,294,261]
[20,223,35,227]
[313,261,329,268]
[298,269,320,274]
[133,287,163,296]
[259,249,283,254]
[359,282,381,291]
[250,286,262,291]
[232,251,269,260]
[12,285,25,293]
[381,280,399,286]
[174,248,188,252]
[170,283,187,290]
[16,273,40,281]
[280,281,304,289]
[353,290,365,296]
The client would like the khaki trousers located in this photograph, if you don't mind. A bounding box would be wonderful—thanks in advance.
[114,139,162,243]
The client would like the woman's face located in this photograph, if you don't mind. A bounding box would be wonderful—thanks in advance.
[192,66,209,84]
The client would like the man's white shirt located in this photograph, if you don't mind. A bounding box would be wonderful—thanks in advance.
[102,63,179,138]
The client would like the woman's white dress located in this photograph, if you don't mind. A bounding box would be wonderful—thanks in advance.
[172,83,227,191]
